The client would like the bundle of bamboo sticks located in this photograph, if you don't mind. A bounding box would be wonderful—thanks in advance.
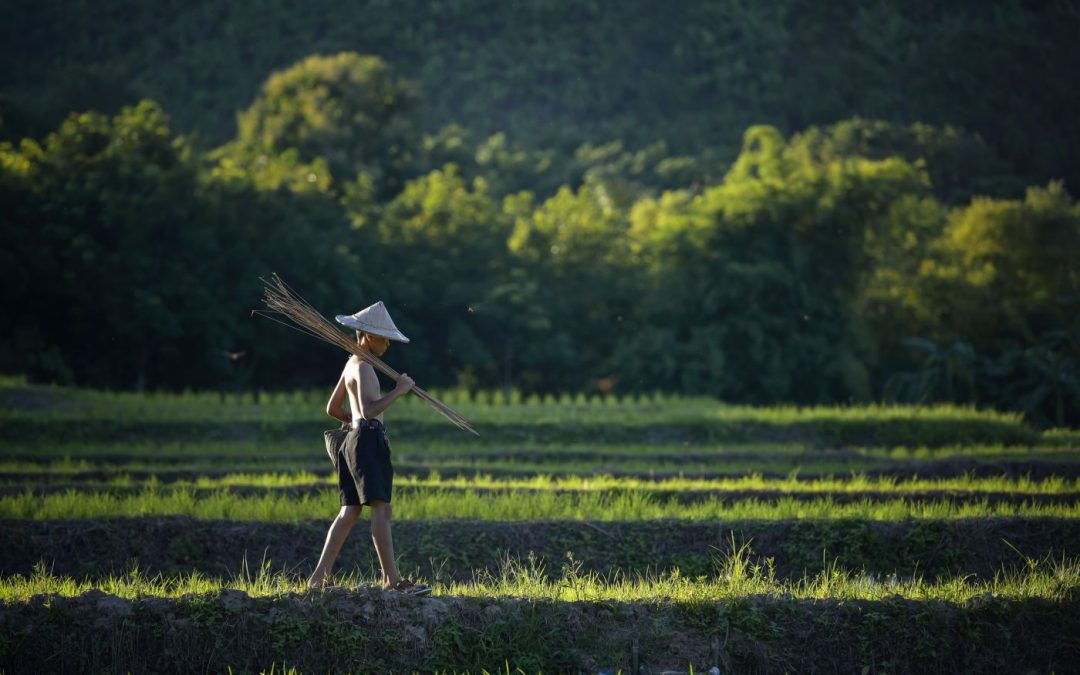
[253,274,478,436]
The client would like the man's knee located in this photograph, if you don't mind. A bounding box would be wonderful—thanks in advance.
[369,500,392,521]
[339,505,362,524]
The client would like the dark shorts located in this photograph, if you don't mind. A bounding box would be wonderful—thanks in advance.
[336,422,393,506]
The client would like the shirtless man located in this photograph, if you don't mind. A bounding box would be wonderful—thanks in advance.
[307,301,430,595]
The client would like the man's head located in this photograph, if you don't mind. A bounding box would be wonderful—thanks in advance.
[335,301,410,345]
[357,331,390,356]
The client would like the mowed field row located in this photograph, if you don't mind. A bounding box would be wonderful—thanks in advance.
[5,548,1079,604]
[6,515,1079,582]
[6,469,1080,493]
[3,485,1080,520]
[3,441,1079,483]
[6,480,1080,512]
[3,380,1067,450]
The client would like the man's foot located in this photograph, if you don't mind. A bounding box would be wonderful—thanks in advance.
[307,576,343,591]
[386,579,432,596]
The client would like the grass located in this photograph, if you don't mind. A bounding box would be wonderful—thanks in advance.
[2,379,1046,447]
[0,380,1075,673]
[3,486,1080,521]
[4,545,1077,605]
[4,470,1080,495]
[2,378,1078,673]
[444,545,1080,604]
[0,380,1026,423]
[3,442,1077,486]
[399,471,1080,495]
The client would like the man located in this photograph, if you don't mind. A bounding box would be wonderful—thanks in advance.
[306,300,431,595]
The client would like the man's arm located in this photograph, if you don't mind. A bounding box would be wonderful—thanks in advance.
[358,362,414,419]
[325,373,350,423]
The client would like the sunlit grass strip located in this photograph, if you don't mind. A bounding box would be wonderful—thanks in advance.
[2,551,1077,604]
[387,400,1033,430]
[0,440,338,459]
[4,471,1080,496]
[4,488,1080,521]
[7,449,1078,480]
[0,377,1032,428]
[443,549,1080,604]
[400,472,1080,495]
[853,443,1080,459]
[0,388,326,423]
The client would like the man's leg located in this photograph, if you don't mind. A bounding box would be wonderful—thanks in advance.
[307,505,362,587]
[368,500,401,587]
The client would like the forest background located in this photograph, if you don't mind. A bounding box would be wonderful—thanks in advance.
[1,0,1077,426]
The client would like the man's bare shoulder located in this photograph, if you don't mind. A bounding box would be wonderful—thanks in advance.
[354,358,379,385]
[342,356,364,379]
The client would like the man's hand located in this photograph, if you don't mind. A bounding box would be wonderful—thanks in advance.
[394,373,415,395]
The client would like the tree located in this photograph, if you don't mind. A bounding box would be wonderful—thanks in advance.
[0,99,359,390]
[791,118,1021,204]
[0,101,211,387]
[616,125,928,402]
[869,182,1080,424]
[506,180,635,392]
[913,182,1080,354]
[230,53,420,194]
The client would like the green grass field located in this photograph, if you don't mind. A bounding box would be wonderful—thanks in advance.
[1,378,1078,673]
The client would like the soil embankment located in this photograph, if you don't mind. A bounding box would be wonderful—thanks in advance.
[1,588,1075,673]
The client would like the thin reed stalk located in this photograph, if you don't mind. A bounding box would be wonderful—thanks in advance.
[252,274,478,435]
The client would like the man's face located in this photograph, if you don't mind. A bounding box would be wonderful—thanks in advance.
[364,333,390,356]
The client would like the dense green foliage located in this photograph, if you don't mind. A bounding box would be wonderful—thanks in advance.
[3,0,1078,190]
[2,2,1079,426]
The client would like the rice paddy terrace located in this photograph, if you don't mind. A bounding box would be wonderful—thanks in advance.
[1,379,1079,673]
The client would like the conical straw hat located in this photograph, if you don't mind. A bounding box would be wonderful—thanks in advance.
[335,301,410,343]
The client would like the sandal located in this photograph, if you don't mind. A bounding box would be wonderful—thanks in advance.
[387,579,432,596]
